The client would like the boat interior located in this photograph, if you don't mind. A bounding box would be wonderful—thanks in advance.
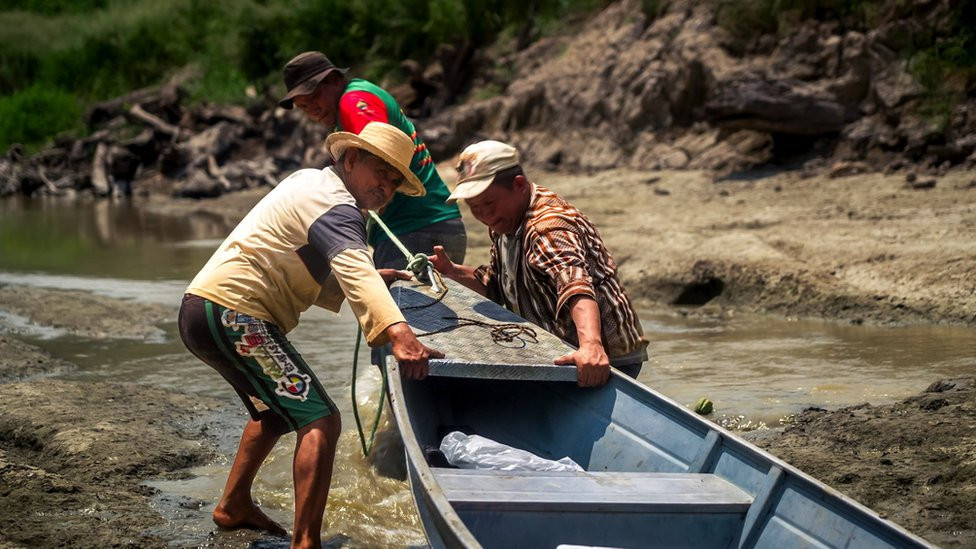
[396,374,925,549]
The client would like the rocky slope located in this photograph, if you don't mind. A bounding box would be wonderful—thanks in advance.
[425,0,976,177]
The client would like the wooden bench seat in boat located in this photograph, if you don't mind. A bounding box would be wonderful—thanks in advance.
[432,469,753,514]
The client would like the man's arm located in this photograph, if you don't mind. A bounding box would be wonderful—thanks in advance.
[524,226,611,387]
[304,203,443,377]
[375,269,442,379]
[429,245,489,296]
[553,295,611,387]
[331,248,443,378]
[385,321,443,380]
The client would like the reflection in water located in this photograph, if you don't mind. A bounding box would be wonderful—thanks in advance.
[0,195,233,280]
[2,198,975,547]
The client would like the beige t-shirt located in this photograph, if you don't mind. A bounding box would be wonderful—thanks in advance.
[186,167,404,345]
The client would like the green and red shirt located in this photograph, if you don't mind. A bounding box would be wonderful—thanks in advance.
[337,78,460,245]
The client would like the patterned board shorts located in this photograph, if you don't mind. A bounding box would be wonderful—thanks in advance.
[178,294,337,435]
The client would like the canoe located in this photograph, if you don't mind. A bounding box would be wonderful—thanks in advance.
[384,279,931,549]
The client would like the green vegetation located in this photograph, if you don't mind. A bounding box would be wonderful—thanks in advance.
[0,0,110,16]
[4,0,972,152]
[0,84,80,150]
[714,0,887,39]
[0,0,611,152]
[640,0,669,19]
[906,2,976,127]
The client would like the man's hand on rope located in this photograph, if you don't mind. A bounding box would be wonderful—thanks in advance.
[427,246,489,296]
[428,245,457,277]
[387,322,444,380]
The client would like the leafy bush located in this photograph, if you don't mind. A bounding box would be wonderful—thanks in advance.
[0,84,80,151]
[714,0,892,43]
[1,0,109,15]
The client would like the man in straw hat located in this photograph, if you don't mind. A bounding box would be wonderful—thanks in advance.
[178,121,442,549]
[429,139,648,387]
[279,50,467,270]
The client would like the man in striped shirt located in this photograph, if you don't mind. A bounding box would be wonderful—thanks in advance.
[430,140,648,387]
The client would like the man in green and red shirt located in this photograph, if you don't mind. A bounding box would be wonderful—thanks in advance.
[429,140,648,387]
[279,51,466,269]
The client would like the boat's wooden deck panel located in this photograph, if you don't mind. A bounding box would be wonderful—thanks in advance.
[390,279,578,381]
[433,469,753,514]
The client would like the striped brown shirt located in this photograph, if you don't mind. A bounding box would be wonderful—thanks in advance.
[474,183,647,359]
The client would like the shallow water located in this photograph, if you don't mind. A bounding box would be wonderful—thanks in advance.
[638,311,976,430]
[2,196,974,547]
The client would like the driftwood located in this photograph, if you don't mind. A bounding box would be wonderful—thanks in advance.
[86,86,161,126]
[128,104,180,137]
[207,154,223,178]
[91,143,110,196]
[0,151,21,196]
[37,167,62,195]
[195,104,251,126]
[182,122,239,164]
[85,70,191,126]
[203,155,279,193]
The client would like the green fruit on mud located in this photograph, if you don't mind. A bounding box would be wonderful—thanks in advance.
[694,397,713,415]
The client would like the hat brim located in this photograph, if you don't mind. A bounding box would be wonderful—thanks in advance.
[446,176,494,203]
[278,67,349,109]
[326,132,426,197]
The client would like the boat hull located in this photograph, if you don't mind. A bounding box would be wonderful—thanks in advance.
[385,279,930,548]
[388,372,930,549]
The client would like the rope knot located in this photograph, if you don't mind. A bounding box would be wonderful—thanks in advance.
[406,252,429,276]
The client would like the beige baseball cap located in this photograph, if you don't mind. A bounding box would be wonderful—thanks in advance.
[447,140,520,203]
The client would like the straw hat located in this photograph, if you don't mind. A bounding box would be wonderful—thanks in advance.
[326,122,425,197]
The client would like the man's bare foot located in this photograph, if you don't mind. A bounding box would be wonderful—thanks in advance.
[213,502,288,536]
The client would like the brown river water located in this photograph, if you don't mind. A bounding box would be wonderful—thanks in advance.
[2,197,974,547]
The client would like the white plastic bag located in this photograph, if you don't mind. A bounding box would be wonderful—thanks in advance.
[439,431,583,472]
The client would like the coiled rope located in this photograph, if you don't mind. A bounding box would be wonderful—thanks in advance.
[416,316,538,345]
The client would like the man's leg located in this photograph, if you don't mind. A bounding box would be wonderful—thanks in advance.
[179,294,338,541]
[213,418,287,535]
[290,414,342,549]
[179,296,290,535]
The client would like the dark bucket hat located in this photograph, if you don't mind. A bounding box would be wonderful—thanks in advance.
[279,51,349,109]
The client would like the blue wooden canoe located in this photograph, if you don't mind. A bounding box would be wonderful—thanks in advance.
[384,279,931,549]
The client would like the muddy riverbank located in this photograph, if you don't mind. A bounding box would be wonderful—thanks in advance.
[0,287,226,548]
[1,310,973,547]
[748,378,976,547]
[2,163,975,547]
